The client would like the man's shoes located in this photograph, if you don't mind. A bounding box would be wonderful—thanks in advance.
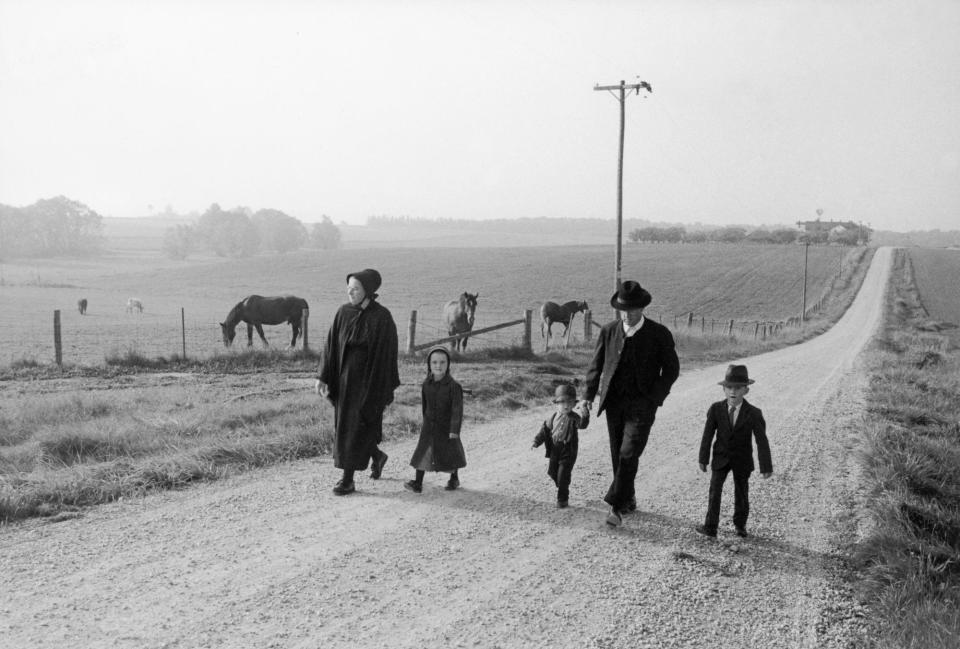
[695,524,717,538]
[444,477,460,491]
[403,480,422,494]
[735,526,748,538]
[605,508,622,527]
[620,497,637,515]
[332,480,355,496]
[557,499,569,509]
[370,450,388,479]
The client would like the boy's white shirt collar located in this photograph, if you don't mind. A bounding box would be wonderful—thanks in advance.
[622,315,645,337]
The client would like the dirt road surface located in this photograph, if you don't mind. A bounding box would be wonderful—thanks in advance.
[1,248,892,649]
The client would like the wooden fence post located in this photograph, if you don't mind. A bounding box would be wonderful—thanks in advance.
[523,310,532,352]
[728,319,734,336]
[584,310,592,341]
[686,312,694,328]
[754,322,760,339]
[181,307,187,359]
[406,310,418,355]
[53,309,62,367]
[302,308,309,350]
[701,316,705,333]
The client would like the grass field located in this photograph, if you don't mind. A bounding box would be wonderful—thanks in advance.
[907,247,960,345]
[854,248,960,647]
[0,241,859,367]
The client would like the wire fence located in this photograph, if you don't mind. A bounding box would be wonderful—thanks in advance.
[7,282,839,369]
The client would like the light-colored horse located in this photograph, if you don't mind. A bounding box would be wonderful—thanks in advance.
[540,300,588,349]
[126,298,144,314]
[442,292,478,352]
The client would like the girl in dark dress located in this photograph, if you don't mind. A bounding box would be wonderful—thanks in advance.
[404,346,466,493]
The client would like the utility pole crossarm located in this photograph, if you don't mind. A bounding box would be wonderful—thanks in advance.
[593,82,651,92]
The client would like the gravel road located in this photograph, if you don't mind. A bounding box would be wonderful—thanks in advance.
[0,248,892,649]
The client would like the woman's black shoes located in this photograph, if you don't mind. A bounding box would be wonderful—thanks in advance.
[403,480,422,493]
[370,451,389,479]
[332,480,355,496]
[444,477,460,491]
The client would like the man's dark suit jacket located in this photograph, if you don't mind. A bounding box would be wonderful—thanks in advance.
[584,318,680,414]
[699,399,772,473]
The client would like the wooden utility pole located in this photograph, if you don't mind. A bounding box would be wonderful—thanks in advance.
[594,79,652,292]
[801,242,809,322]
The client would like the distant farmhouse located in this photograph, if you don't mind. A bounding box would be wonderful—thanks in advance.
[795,218,869,245]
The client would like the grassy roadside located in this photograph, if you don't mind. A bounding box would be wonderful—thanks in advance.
[0,247,875,523]
[852,249,960,647]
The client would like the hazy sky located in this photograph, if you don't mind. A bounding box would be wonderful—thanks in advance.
[1,0,958,231]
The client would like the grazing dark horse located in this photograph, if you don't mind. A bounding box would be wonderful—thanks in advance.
[442,292,478,352]
[220,295,309,348]
[540,300,589,349]
[126,298,143,314]
[77,298,88,315]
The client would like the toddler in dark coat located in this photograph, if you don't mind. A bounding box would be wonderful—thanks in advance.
[696,364,772,539]
[532,384,590,508]
[404,346,466,493]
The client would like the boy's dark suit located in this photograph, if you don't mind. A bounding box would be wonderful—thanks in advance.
[699,398,772,533]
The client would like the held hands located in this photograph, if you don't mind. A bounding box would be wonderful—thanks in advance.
[449,433,459,440]
[315,379,329,398]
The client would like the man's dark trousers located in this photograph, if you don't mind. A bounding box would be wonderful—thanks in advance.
[603,397,656,510]
[704,465,750,532]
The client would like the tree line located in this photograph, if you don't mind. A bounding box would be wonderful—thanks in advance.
[629,223,871,245]
[162,204,342,260]
[0,196,105,258]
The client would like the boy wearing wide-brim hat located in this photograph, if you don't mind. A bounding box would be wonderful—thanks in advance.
[696,364,773,539]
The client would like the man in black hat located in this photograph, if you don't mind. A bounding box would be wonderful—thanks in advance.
[582,280,680,527]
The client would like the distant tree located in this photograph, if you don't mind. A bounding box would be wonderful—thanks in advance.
[662,226,685,243]
[770,228,798,244]
[829,228,860,246]
[195,204,260,257]
[684,230,709,243]
[746,228,773,243]
[0,196,103,257]
[798,230,828,245]
[712,226,748,243]
[252,209,308,253]
[310,215,342,250]
[162,224,195,260]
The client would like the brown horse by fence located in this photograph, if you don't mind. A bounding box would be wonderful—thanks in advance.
[77,298,88,315]
[220,295,309,348]
[540,300,589,346]
[442,292,478,352]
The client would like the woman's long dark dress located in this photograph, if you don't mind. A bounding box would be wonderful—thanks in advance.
[319,300,400,471]
[409,374,466,472]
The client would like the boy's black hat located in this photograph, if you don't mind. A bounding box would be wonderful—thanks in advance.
[553,384,578,403]
[719,364,755,386]
[610,280,652,310]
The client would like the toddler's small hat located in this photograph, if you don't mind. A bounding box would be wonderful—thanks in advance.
[553,384,578,403]
[719,364,755,386]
